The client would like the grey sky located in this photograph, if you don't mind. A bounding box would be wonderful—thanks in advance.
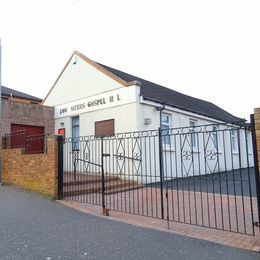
[0,0,259,120]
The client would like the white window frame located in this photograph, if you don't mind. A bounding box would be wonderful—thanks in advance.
[161,113,171,146]
[231,129,238,153]
[212,126,218,150]
[189,119,197,149]
[246,131,252,154]
[72,116,80,151]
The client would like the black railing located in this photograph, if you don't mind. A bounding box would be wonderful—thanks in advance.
[2,131,48,154]
[61,123,259,235]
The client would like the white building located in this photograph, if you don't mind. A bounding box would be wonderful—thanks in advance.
[43,51,254,182]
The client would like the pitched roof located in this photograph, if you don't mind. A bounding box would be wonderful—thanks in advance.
[1,86,42,103]
[97,63,244,124]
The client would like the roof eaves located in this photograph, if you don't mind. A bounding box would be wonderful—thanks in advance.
[142,95,244,126]
[126,80,142,86]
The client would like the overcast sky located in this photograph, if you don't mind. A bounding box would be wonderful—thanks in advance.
[0,0,259,120]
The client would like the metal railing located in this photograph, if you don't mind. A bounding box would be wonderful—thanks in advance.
[59,123,259,235]
[2,131,48,154]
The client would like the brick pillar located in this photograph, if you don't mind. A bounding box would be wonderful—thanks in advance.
[254,108,260,174]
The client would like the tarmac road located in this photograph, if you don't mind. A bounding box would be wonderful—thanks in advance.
[0,185,259,260]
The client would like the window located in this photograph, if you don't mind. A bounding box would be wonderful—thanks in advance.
[212,126,218,150]
[246,131,252,154]
[189,120,197,148]
[72,116,80,151]
[231,129,238,152]
[161,114,170,145]
[95,119,115,137]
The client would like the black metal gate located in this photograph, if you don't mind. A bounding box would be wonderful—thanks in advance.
[58,121,260,236]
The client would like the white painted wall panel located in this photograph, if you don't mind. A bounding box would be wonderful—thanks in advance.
[44,54,124,106]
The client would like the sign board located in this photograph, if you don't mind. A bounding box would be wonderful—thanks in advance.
[54,87,138,119]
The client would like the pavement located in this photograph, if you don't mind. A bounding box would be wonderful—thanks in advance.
[0,185,259,260]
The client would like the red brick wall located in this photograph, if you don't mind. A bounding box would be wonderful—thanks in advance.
[2,136,58,198]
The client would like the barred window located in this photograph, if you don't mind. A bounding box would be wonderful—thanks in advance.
[189,120,197,149]
[72,116,80,151]
[231,129,238,152]
[161,114,170,146]
[212,126,218,150]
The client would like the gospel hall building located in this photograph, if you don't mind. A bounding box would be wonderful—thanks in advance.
[43,51,253,179]
[43,51,245,135]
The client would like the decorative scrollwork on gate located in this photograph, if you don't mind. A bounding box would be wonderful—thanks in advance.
[205,150,218,160]
[72,140,92,174]
[113,137,142,176]
[180,133,194,176]
[132,137,142,176]
[204,132,219,174]
[82,141,91,172]
[114,138,125,175]
[181,151,193,161]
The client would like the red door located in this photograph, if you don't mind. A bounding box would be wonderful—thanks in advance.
[10,124,27,149]
[11,124,45,153]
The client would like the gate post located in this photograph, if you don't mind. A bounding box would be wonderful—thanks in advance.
[158,127,165,219]
[57,135,64,200]
[250,113,260,227]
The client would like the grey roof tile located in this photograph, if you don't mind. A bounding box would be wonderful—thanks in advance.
[1,86,42,102]
[97,63,244,124]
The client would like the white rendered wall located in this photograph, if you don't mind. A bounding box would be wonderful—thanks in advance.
[134,101,254,183]
[44,53,125,106]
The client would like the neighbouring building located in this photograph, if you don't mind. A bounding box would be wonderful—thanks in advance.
[43,51,254,182]
[1,86,54,153]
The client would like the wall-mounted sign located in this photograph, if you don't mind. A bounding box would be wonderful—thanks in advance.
[54,87,137,119]
[87,94,120,108]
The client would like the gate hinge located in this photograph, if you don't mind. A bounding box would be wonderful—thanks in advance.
[253,221,260,227]
[165,192,168,198]
[102,153,110,157]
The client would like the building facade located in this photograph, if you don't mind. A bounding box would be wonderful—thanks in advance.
[43,51,254,182]
[1,86,54,153]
